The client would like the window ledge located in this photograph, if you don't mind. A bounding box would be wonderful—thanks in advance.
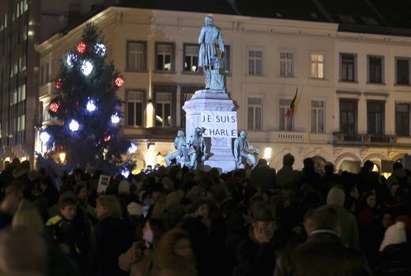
[125,69,148,73]
[309,77,327,81]
[394,84,411,87]
[339,80,358,84]
[154,70,175,74]
[367,82,385,85]
[182,71,202,75]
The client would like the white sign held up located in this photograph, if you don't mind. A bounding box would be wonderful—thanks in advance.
[200,111,238,138]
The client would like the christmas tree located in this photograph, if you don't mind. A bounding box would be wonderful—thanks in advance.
[40,24,136,171]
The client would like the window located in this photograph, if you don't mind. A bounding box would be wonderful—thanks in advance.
[396,58,410,85]
[396,103,410,136]
[180,86,200,127]
[127,90,144,127]
[311,100,325,133]
[311,54,324,79]
[279,99,293,131]
[155,92,172,127]
[367,100,385,135]
[155,43,174,72]
[280,52,294,78]
[248,97,263,130]
[340,53,356,82]
[17,114,25,131]
[248,49,263,76]
[127,41,146,72]
[183,44,199,73]
[340,99,357,135]
[17,84,25,102]
[368,56,384,84]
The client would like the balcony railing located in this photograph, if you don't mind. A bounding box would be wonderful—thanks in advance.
[333,132,396,145]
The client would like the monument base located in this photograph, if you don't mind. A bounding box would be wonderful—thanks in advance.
[183,89,237,173]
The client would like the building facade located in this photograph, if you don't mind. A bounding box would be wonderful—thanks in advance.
[35,7,411,172]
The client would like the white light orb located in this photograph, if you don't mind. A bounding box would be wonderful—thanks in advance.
[86,98,97,112]
[39,131,51,144]
[95,43,107,57]
[128,143,137,154]
[111,113,120,125]
[121,168,130,178]
[68,119,80,132]
[81,60,93,76]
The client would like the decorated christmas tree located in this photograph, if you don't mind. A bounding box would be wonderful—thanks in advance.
[39,24,136,172]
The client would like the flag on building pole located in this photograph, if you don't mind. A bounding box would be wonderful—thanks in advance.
[286,88,298,117]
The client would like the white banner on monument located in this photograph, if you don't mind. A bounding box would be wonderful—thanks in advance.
[200,111,238,138]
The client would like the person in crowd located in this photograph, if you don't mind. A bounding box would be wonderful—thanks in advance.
[0,181,24,230]
[154,228,197,276]
[326,186,360,249]
[234,200,281,276]
[274,205,371,276]
[249,159,276,192]
[94,195,133,276]
[0,227,47,276]
[374,220,411,276]
[276,154,300,190]
[46,196,88,271]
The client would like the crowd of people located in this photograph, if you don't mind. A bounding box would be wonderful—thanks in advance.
[0,153,410,276]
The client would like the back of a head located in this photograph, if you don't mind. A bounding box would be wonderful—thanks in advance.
[12,201,44,234]
[305,205,338,232]
[0,227,46,276]
[283,153,294,167]
[97,195,122,219]
[326,187,345,208]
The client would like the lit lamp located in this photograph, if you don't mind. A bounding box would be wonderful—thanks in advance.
[146,100,154,128]
[58,152,66,164]
[263,147,272,161]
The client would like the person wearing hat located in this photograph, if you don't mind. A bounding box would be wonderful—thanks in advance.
[233,201,280,276]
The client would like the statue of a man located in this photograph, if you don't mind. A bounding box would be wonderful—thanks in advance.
[198,15,226,91]
[165,130,188,167]
[233,130,257,168]
[188,127,206,169]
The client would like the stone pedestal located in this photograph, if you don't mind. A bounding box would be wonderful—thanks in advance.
[183,89,237,172]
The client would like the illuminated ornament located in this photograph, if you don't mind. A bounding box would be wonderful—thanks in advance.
[39,131,51,144]
[127,142,137,154]
[103,135,111,142]
[95,43,106,57]
[49,102,59,113]
[81,60,93,76]
[77,41,87,54]
[121,168,130,178]
[111,113,120,125]
[68,119,80,132]
[55,79,63,89]
[65,53,77,68]
[86,98,97,113]
[114,76,124,88]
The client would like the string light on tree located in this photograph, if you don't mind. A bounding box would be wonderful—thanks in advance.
[77,41,87,54]
[121,168,130,178]
[81,60,94,76]
[66,53,77,68]
[39,131,51,144]
[111,113,120,125]
[114,76,124,88]
[68,119,80,132]
[127,142,137,154]
[103,135,111,142]
[86,98,97,113]
[49,102,59,113]
[95,43,106,57]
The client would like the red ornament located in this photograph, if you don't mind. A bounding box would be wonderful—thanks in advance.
[103,135,111,142]
[55,79,63,89]
[56,144,64,151]
[49,102,59,113]
[77,41,87,54]
[114,76,124,88]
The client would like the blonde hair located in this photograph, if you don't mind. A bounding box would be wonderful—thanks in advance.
[97,195,122,219]
[12,201,44,234]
